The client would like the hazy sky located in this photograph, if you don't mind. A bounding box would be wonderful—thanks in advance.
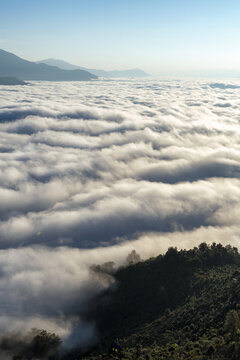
[1,0,240,75]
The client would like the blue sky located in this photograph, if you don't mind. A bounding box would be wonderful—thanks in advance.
[1,0,240,75]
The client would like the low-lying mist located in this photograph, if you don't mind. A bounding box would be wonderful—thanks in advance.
[0,78,240,352]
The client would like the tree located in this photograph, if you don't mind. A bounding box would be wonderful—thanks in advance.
[224,310,240,342]
[126,250,141,266]
[30,329,62,358]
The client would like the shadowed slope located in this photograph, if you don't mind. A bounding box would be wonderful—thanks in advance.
[78,244,240,359]
[0,49,97,81]
[0,76,27,85]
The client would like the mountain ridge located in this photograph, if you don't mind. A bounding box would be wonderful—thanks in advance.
[0,49,97,81]
[37,58,150,78]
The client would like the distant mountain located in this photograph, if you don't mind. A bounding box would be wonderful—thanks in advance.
[37,58,150,78]
[0,49,97,81]
[105,68,150,78]
[36,58,82,70]
[0,76,27,85]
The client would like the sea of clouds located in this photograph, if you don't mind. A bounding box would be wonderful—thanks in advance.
[0,78,240,351]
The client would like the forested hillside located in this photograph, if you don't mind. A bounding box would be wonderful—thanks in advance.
[77,243,240,359]
[4,243,240,359]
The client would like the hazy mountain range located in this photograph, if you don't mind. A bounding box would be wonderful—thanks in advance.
[37,58,150,78]
[0,49,150,82]
[0,49,97,81]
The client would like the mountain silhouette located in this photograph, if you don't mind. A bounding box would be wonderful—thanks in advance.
[37,58,150,78]
[0,49,97,81]
[0,76,27,85]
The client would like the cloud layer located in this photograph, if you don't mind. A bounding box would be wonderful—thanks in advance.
[0,78,240,348]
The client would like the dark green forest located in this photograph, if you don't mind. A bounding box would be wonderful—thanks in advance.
[79,243,240,360]
[6,243,240,359]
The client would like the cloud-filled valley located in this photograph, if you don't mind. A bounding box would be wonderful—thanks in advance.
[0,78,240,351]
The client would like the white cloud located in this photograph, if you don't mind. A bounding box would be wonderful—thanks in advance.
[0,78,240,348]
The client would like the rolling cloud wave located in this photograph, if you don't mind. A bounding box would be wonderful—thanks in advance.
[0,78,240,349]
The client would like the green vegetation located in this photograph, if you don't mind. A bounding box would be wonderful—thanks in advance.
[6,243,240,359]
[78,243,240,359]
[1,328,61,360]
